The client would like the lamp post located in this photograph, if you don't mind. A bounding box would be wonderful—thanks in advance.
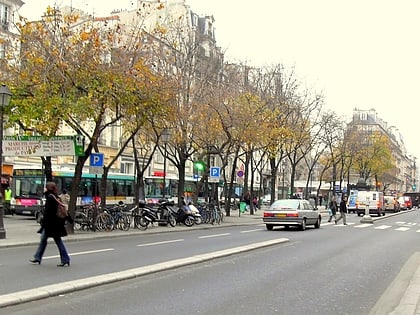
[0,84,12,239]
[161,128,171,199]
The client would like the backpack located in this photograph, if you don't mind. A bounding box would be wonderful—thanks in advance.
[52,195,68,219]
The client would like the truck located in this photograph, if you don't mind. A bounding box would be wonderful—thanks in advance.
[347,190,385,217]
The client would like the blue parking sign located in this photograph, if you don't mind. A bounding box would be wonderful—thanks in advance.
[210,167,220,177]
[90,153,104,167]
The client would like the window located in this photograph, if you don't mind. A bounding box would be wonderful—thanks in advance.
[0,42,5,59]
[360,112,368,120]
[0,3,10,31]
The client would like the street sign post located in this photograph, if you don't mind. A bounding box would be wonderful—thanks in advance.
[209,166,220,183]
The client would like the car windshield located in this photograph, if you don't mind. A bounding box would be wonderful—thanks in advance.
[270,199,300,209]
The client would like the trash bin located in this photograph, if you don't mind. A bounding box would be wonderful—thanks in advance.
[239,202,246,213]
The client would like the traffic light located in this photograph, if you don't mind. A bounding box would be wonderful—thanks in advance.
[194,161,205,172]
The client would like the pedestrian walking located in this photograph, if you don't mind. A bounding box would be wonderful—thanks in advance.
[30,182,71,267]
[4,186,13,215]
[327,196,338,222]
[336,196,348,225]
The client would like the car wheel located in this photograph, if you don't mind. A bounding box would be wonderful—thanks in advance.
[314,217,321,229]
[300,219,306,231]
[266,224,273,230]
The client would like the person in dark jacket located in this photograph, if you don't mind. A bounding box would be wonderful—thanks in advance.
[327,196,338,222]
[336,196,348,225]
[30,182,71,267]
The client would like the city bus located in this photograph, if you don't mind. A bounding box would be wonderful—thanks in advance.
[11,167,135,217]
[11,166,219,217]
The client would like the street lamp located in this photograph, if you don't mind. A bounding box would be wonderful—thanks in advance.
[0,84,12,239]
[161,128,172,199]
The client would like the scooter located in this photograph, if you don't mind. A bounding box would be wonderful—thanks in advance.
[172,203,195,227]
[188,202,202,225]
[135,200,177,230]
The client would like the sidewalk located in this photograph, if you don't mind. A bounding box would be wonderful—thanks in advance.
[0,209,263,248]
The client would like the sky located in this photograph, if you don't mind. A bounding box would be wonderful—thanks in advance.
[18,0,420,160]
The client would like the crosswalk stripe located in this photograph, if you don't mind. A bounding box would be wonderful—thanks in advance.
[354,224,372,228]
[395,227,410,231]
[375,225,392,230]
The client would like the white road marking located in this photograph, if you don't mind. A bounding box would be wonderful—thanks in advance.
[198,233,231,239]
[44,248,115,260]
[240,229,263,233]
[395,227,410,231]
[375,225,392,230]
[416,230,420,233]
[136,239,184,247]
[354,224,372,228]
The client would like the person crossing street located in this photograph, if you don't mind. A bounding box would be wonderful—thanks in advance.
[336,196,348,225]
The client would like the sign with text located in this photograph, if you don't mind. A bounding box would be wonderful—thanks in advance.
[2,135,84,157]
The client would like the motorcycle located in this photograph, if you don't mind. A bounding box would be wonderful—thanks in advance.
[135,200,177,230]
[188,202,202,225]
[171,203,195,227]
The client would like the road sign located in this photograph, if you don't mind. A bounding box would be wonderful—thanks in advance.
[89,166,104,175]
[210,167,220,177]
[208,177,219,183]
[90,153,104,167]
[237,170,244,177]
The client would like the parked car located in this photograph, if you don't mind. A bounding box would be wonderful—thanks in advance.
[384,195,400,213]
[263,199,321,231]
[398,196,412,210]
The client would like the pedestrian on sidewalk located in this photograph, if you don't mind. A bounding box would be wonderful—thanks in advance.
[336,196,348,225]
[30,182,71,267]
[327,196,338,222]
[4,186,13,215]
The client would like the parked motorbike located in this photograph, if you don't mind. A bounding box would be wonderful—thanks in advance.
[171,204,195,227]
[135,200,177,230]
[188,202,202,225]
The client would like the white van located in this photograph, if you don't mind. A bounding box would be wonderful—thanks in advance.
[347,190,385,217]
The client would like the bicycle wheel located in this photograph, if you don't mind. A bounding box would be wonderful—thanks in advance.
[118,214,131,231]
[96,212,114,231]
[73,212,87,231]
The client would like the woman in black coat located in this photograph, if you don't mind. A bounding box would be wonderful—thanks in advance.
[30,182,71,267]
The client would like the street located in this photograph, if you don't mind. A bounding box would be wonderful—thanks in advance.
[2,210,420,314]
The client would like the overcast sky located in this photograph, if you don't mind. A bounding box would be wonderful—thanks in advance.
[19,0,420,161]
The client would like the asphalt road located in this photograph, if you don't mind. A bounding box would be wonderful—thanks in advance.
[3,211,420,314]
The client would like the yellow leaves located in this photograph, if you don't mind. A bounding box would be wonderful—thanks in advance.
[80,31,90,41]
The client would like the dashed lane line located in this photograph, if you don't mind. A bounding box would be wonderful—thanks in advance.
[240,229,264,233]
[44,248,115,260]
[395,227,411,232]
[136,239,184,247]
[198,233,231,239]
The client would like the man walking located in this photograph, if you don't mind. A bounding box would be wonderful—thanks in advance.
[336,195,347,225]
[327,196,338,222]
